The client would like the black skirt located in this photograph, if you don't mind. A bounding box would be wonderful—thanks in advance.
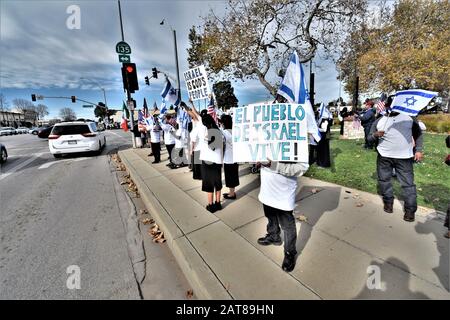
[192,150,202,180]
[201,161,222,193]
[224,163,240,188]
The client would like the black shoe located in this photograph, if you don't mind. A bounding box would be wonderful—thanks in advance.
[223,193,237,200]
[257,234,282,246]
[403,212,415,222]
[166,162,173,167]
[214,202,222,211]
[152,160,160,164]
[206,204,217,213]
[282,252,296,272]
[383,202,394,214]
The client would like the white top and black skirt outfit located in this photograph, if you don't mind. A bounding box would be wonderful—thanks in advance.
[198,124,223,193]
[221,129,239,188]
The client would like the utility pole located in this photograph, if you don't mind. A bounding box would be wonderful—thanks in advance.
[173,30,182,100]
[118,0,136,148]
[309,60,315,107]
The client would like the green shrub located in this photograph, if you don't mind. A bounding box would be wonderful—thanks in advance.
[419,114,450,133]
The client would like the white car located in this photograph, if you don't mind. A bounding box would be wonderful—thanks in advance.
[48,121,106,158]
[0,127,14,136]
[17,127,29,134]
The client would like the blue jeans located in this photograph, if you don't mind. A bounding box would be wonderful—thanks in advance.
[377,154,417,214]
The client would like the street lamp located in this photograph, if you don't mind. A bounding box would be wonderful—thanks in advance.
[80,77,107,107]
[160,19,182,100]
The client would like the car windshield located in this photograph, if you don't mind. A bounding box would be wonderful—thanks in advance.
[52,125,90,135]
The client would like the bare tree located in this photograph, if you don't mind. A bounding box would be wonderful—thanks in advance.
[0,94,9,111]
[36,104,49,120]
[12,98,35,112]
[191,0,367,96]
[59,108,77,121]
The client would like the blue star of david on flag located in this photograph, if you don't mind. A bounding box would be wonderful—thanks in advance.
[391,89,437,116]
[404,96,417,107]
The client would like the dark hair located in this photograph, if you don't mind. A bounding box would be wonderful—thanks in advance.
[200,109,208,117]
[220,114,233,130]
[201,113,218,130]
[386,95,394,108]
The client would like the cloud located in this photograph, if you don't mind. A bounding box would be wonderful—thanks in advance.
[0,0,349,109]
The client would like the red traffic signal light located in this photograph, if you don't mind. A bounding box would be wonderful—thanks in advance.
[122,63,139,93]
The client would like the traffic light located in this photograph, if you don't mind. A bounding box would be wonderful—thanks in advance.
[145,76,150,86]
[122,63,139,93]
[71,96,76,103]
[152,67,158,79]
[31,94,36,102]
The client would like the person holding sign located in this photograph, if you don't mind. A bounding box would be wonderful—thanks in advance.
[219,114,239,199]
[199,110,224,213]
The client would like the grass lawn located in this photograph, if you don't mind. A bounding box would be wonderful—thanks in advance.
[305,132,450,212]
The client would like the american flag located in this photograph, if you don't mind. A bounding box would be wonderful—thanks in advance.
[376,93,387,115]
[207,95,218,124]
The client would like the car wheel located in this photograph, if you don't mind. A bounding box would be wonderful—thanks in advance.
[53,154,62,159]
[0,148,7,163]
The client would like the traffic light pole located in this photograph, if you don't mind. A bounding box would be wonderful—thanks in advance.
[118,0,136,148]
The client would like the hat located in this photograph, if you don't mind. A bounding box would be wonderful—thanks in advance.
[151,108,160,116]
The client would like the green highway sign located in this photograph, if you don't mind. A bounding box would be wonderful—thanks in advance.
[116,41,131,54]
[118,54,131,63]
[83,104,94,108]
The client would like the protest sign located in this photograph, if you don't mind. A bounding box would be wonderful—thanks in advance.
[183,65,211,101]
[232,103,309,163]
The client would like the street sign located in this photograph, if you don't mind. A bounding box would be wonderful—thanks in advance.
[116,41,131,54]
[82,104,94,108]
[118,54,131,63]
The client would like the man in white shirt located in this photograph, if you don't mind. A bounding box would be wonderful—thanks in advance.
[368,96,424,222]
[160,111,176,166]
[146,113,162,164]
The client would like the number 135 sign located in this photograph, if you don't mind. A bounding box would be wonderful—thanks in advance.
[116,41,131,54]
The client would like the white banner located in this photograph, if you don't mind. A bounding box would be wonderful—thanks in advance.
[232,103,309,163]
[183,65,211,101]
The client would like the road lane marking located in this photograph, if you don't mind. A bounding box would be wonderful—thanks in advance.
[107,131,129,141]
[0,152,44,181]
[38,157,90,169]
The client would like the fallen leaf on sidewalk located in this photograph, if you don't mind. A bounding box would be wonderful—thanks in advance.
[120,181,127,185]
[311,188,318,194]
[345,190,351,194]
[139,209,148,215]
[296,215,308,222]
[142,218,153,225]
[186,289,194,299]
[355,202,364,207]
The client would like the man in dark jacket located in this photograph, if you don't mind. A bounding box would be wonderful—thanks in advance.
[367,97,423,222]
[360,99,376,149]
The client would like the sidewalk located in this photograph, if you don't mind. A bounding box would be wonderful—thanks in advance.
[118,147,450,300]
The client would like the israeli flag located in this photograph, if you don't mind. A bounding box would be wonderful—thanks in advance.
[317,102,332,124]
[277,51,321,142]
[161,79,181,106]
[391,89,438,116]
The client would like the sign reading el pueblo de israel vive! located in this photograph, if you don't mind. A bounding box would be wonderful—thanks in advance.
[232,103,309,163]
[183,65,211,101]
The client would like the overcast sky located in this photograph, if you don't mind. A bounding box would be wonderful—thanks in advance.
[0,0,349,119]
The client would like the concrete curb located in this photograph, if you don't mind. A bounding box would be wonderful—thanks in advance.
[110,156,146,286]
[119,150,232,300]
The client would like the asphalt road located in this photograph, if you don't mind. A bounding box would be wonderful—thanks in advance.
[0,129,142,299]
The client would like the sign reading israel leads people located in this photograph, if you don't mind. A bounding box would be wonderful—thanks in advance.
[183,65,211,101]
[233,103,308,163]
